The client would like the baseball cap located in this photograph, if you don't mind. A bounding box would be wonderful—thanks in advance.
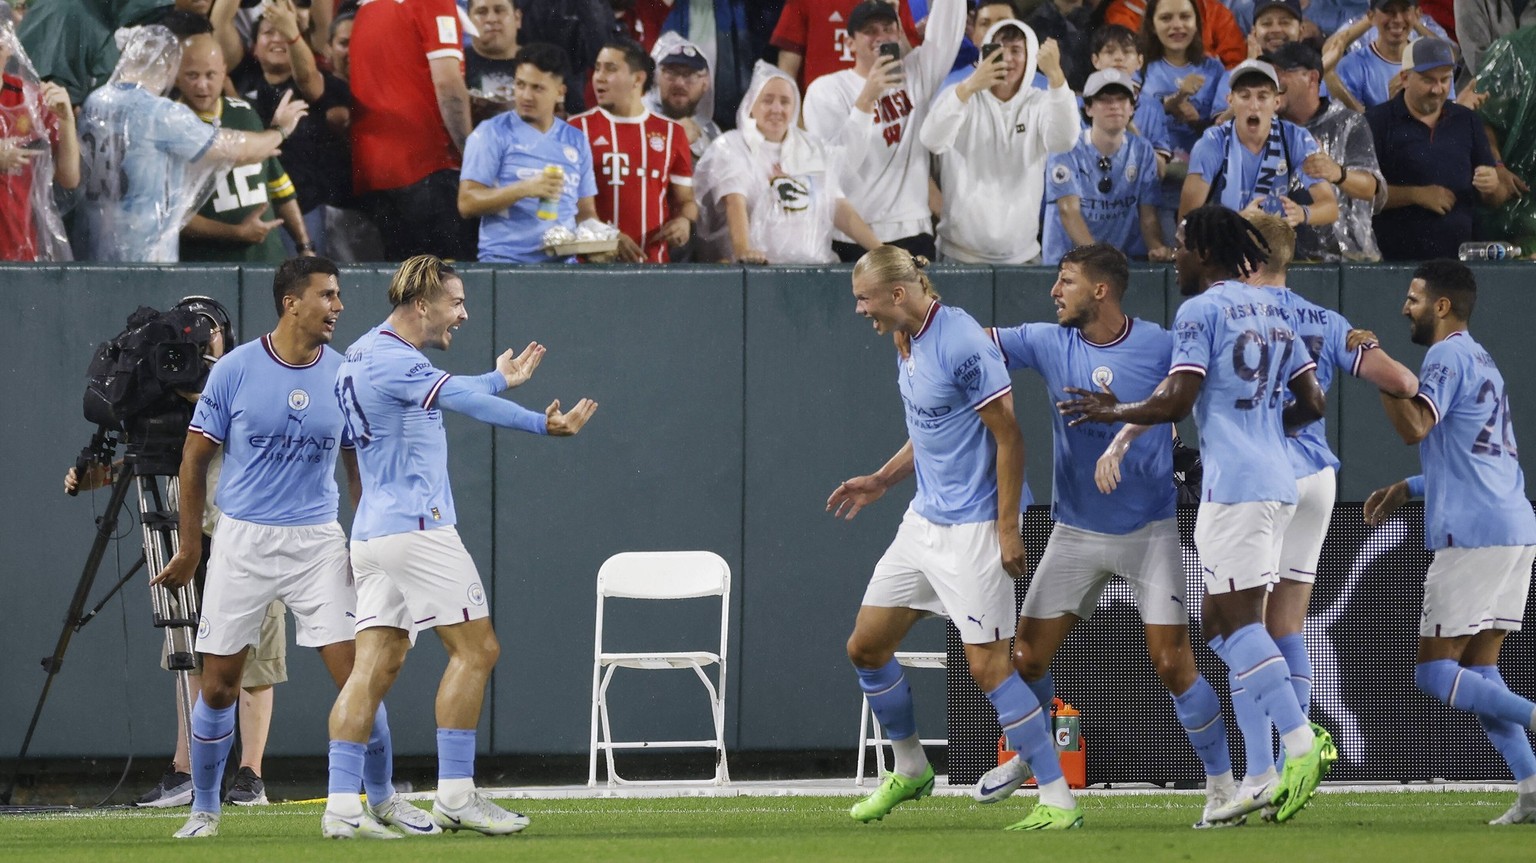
[657,43,709,72]
[1228,58,1282,90]
[1368,0,1417,9]
[1253,0,1303,20]
[1083,69,1138,101]
[847,0,899,36]
[1402,36,1455,73]
[1262,41,1323,74]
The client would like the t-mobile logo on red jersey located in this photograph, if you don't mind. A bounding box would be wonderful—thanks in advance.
[601,152,631,186]
[835,30,853,62]
[872,90,914,147]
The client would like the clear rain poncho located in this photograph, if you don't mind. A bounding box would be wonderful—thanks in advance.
[693,61,844,264]
[74,25,249,262]
[1,10,72,261]
[1474,26,1536,250]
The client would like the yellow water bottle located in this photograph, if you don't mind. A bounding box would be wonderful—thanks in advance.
[536,165,564,221]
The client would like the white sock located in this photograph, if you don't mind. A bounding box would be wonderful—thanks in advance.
[326,792,363,818]
[436,777,475,809]
[1517,776,1536,796]
[1280,724,1316,759]
[1037,777,1075,810]
[1206,770,1235,794]
[889,735,929,779]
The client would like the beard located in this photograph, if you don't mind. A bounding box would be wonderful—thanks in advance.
[1409,313,1437,346]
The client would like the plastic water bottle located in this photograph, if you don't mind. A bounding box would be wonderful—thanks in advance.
[1458,242,1523,261]
[536,165,565,221]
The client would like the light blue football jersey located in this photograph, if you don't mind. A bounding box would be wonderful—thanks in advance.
[1171,280,1315,504]
[188,335,349,526]
[1042,131,1162,265]
[460,111,597,263]
[1263,286,1363,478]
[993,318,1175,534]
[899,303,1029,525]
[1415,331,1536,550]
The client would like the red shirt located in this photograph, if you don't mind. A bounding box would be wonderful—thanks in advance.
[770,0,922,91]
[571,108,693,263]
[350,0,464,194]
[616,0,676,52]
[0,74,60,262]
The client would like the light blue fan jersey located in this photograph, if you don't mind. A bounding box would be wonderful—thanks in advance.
[1170,280,1315,504]
[993,318,1175,534]
[899,302,1029,525]
[1414,331,1536,550]
[189,335,350,526]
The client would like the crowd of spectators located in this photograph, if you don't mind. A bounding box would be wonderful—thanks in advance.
[4,0,1535,265]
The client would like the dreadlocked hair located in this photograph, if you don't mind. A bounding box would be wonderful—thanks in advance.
[1182,205,1270,279]
[854,246,941,358]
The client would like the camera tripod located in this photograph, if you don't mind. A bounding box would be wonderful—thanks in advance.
[1,421,199,806]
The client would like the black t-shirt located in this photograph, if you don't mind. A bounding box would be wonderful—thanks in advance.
[235,66,355,212]
[465,47,519,100]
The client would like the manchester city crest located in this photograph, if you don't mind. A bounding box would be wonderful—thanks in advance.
[1091,366,1114,389]
[1125,163,1138,183]
[288,389,310,410]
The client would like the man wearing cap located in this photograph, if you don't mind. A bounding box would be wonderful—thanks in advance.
[920,18,1076,263]
[1042,69,1169,264]
[1266,40,1387,261]
[804,0,965,261]
[1248,0,1305,59]
[1331,0,1453,111]
[771,0,922,91]
[644,37,722,161]
[1180,59,1338,230]
[1367,37,1509,259]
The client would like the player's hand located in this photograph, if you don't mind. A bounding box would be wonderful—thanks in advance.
[1095,438,1130,495]
[1417,184,1456,215]
[651,216,692,248]
[544,398,597,436]
[271,88,310,139]
[520,171,565,202]
[615,232,645,263]
[998,521,1027,577]
[827,474,887,520]
[151,550,199,589]
[1057,383,1121,427]
[1363,480,1410,526]
[1345,327,1379,351]
[231,208,285,245]
[1473,165,1501,196]
[497,341,545,388]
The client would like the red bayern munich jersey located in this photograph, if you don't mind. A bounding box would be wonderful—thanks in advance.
[770,0,923,91]
[571,108,693,263]
[350,0,464,194]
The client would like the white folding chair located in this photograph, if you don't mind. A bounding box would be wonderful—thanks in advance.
[588,551,731,787]
[855,651,948,786]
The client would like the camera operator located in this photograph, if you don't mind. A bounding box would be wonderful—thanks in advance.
[64,297,287,808]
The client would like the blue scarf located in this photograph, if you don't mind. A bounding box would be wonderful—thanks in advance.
[1219,117,1289,213]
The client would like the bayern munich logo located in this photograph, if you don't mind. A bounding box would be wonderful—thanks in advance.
[1092,366,1114,388]
[288,389,310,411]
[468,583,486,606]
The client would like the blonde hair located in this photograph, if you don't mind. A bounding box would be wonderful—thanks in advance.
[1242,212,1295,276]
[853,245,941,356]
[388,255,458,308]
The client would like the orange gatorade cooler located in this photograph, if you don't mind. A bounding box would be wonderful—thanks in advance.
[997,698,1087,789]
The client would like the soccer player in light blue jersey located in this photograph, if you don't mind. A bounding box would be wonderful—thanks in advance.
[977,244,1237,829]
[1364,259,1536,826]
[1200,213,1418,822]
[827,247,1081,830]
[324,255,596,838]
[154,258,433,840]
[1060,205,1336,823]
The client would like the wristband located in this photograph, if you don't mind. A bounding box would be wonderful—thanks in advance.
[1301,204,1311,224]
[270,124,290,141]
[1405,475,1425,498]
[1336,164,1347,185]
[296,242,315,253]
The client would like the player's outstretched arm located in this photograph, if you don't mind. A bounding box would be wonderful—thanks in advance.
[1378,389,1437,445]
[827,441,914,521]
[1059,373,1200,427]
[497,342,545,389]
[151,432,219,589]
[544,398,598,436]
[1352,340,1420,399]
[977,395,1027,577]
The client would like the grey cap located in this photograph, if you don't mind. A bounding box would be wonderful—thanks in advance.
[1083,68,1138,100]
[1228,58,1281,90]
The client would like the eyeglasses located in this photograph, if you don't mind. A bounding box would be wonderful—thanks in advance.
[1097,156,1113,195]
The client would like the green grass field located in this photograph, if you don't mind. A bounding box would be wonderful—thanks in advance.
[0,793,1527,862]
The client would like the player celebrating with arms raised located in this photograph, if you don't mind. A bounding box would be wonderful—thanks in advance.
[1364,260,1536,826]
[828,246,1081,831]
